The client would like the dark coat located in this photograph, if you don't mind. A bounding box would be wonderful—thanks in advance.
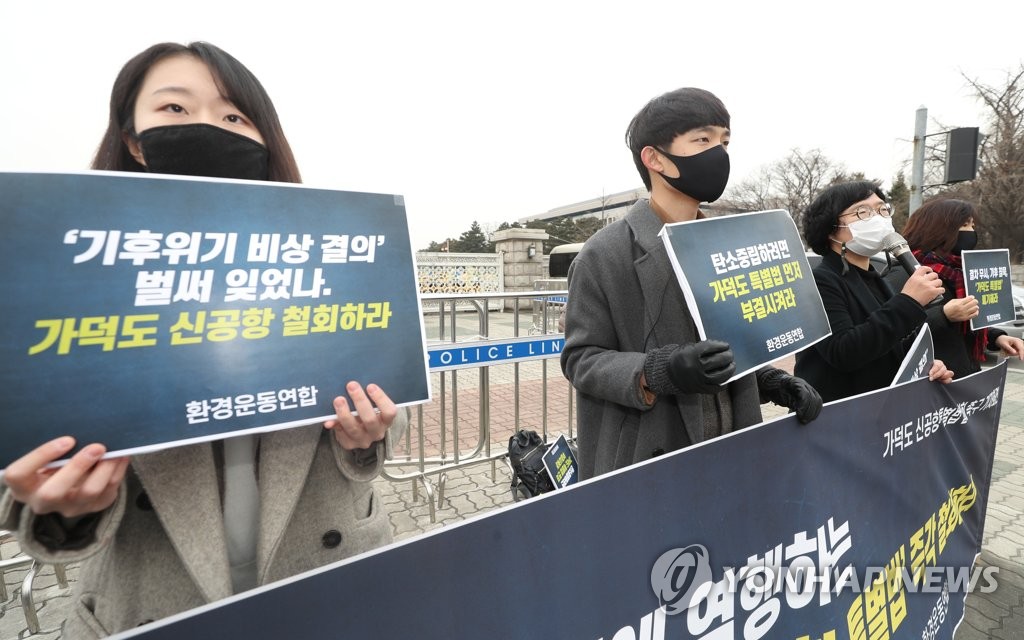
[884,267,1005,378]
[560,200,763,479]
[795,251,927,402]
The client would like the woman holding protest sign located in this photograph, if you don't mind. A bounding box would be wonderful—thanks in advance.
[794,180,954,402]
[1,41,407,637]
[884,197,1024,377]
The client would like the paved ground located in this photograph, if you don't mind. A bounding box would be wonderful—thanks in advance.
[1,309,1022,638]
[957,361,1024,640]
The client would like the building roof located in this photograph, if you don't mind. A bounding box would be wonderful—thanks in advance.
[519,187,746,225]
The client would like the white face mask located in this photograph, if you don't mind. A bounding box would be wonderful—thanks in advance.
[837,214,895,256]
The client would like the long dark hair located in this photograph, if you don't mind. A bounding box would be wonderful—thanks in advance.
[91,42,301,183]
[900,198,976,256]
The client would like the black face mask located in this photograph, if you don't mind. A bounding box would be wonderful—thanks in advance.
[136,123,270,181]
[656,144,730,203]
[953,230,978,254]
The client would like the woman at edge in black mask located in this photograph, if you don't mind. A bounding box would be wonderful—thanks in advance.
[1,42,408,638]
[885,197,1024,378]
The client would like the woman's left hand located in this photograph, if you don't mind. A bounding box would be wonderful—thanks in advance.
[995,335,1024,360]
[323,382,397,450]
[928,358,955,384]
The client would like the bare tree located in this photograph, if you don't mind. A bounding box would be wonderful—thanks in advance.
[965,66,1024,262]
[724,148,849,235]
[727,166,779,212]
[933,67,1024,261]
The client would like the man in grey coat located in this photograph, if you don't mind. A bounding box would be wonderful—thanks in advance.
[560,87,822,479]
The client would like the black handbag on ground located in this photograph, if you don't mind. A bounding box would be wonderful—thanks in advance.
[507,429,554,499]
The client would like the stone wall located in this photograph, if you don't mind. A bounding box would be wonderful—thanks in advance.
[491,228,549,310]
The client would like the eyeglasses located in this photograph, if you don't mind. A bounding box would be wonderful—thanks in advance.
[843,203,893,221]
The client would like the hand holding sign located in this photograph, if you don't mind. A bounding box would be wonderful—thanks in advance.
[324,382,398,450]
[929,359,955,383]
[757,368,822,424]
[994,335,1024,361]
[667,340,736,394]
[2,437,129,519]
[943,296,979,323]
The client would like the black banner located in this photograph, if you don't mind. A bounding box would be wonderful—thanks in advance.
[116,364,1005,640]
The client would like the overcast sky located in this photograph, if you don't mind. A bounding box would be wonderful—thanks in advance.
[3,1,1022,249]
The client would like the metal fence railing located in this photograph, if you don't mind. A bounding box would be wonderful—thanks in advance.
[382,290,574,522]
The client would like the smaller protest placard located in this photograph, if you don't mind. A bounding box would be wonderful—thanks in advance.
[891,324,935,386]
[962,249,1015,331]
[541,434,579,490]
[659,209,830,381]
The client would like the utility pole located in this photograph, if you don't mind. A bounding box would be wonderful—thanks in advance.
[909,106,927,215]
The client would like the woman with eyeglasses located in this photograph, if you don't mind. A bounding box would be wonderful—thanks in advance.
[884,197,1024,378]
[794,180,952,402]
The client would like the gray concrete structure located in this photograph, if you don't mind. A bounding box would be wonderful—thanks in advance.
[491,228,549,311]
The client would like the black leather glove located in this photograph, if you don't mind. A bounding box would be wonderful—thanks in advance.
[668,340,736,394]
[757,368,822,424]
[644,340,735,396]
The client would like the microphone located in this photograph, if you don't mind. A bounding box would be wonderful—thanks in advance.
[882,232,943,306]
[882,232,922,275]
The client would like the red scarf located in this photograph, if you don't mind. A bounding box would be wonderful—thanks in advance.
[914,250,988,361]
